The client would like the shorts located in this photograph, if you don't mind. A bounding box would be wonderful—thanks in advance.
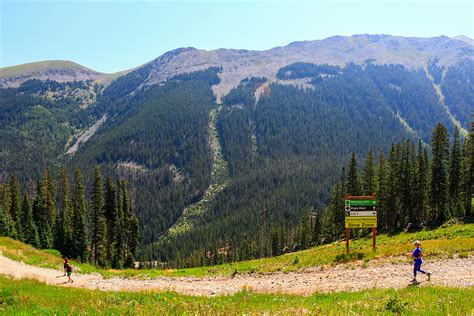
[67,271,72,277]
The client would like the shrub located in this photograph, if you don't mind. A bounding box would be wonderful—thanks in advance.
[385,295,408,314]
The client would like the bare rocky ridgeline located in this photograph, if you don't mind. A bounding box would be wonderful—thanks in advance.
[1,35,473,97]
[141,34,474,98]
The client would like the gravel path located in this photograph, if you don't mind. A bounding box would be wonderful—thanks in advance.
[1,254,472,296]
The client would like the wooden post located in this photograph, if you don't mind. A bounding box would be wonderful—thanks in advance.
[346,228,350,254]
[372,227,376,252]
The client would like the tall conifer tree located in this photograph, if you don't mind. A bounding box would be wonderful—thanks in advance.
[430,123,450,224]
[347,152,360,196]
[72,169,89,262]
[91,166,106,266]
[56,166,73,256]
[377,151,389,231]
[9,174,21,240]
[104,177,118,266]
[21,193,40,247]
[460,122,473,219]
[448,127,463,217]
[413,141,428,226]
[387,144,401,230]
[362,150,376,196]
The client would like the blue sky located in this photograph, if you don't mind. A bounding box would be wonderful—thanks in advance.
[1,0,473,73]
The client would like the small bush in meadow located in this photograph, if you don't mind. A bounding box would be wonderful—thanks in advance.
[385,295,408,313]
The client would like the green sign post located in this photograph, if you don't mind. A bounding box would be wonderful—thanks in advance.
[344,194,377,254]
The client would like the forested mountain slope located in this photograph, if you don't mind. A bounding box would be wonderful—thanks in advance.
[0,34,472,267]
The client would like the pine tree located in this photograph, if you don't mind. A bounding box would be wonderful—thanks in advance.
[104,177,119,267]
[0,206,12,237]
[460,122,473,219]
[0,183,11,215]
[115,180,126,265]
[387,144,401,230]
[377,151,389,231]
[399,140,413,228]
[298,211,312,250]
[270,228,282,256]
[56,166,73,256]
[347,152,361,196]
[125,203,140,268]
[44,169,57,229]
[9,174,21,240]
[311,212,322,246]
[323,182,342,242]
[413,141,428,227]
[362,150,376,196]
[34,170,55,248]
[72,169,89,262]
[430,123,450,224]
[91,166,106,266]
[34,181,51,248]
[448,127,463,218]
[20,193,40,247]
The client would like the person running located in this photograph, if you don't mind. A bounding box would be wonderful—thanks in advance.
[62,256,69,276]
[65,262,74,283]
[407,240,431,282]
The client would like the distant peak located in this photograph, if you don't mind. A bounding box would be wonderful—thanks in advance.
[0,60,103,88]
[452,35,474,46]
[154,47,198,60]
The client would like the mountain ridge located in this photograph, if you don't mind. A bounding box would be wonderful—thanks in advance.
[1,34,473,95]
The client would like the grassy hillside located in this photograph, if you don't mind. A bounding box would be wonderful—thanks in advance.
[1,223,472,278]
[0,60,102,78]
[0,276,472,315]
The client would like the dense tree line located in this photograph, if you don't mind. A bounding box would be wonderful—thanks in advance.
[324,122,473,241]
[150,121,472,268]
[222,76,266,107]
[0,79,97,183]
[147,63,471,268]
[276,62,340,80]
[70,68,220,248]
[0,166,140,268]
[144,157,337,267]
[442,59,474,128]
[365,63,453,141]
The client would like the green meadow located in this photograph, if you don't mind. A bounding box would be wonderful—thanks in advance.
[0,276,472,315]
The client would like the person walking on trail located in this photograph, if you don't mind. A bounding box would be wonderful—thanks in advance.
[62,256,69,276]
[65,261,74,283]
[407,240,431,282]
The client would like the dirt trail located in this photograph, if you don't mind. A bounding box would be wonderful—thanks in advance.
[1,254,472,296]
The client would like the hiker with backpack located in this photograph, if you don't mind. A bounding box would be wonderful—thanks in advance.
[63,256,74,283]
[62,256,69,276]
[407,240,431,283]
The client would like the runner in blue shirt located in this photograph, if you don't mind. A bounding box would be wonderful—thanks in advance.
[407,240,431,282]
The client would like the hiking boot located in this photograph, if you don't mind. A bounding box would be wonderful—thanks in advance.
[427,273,431,281]
[411,278,417,283]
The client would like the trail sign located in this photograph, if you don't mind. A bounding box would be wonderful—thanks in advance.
[345,200,377,206]
[344,194,378,253]
[345,216,377,228]
[349,211,377,217]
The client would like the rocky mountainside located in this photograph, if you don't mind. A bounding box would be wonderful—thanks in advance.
[140,34,474,98]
